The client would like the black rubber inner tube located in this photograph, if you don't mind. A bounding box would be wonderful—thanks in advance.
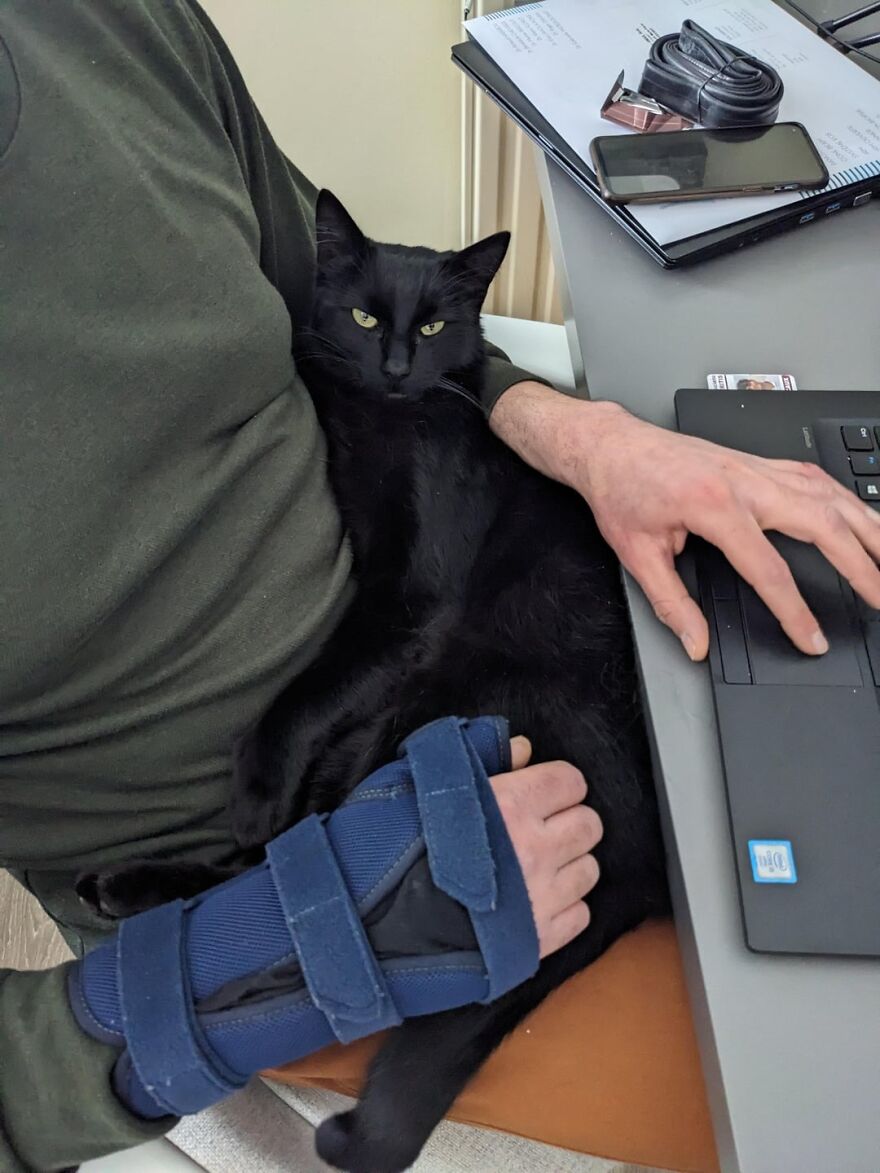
[640,20,784,128]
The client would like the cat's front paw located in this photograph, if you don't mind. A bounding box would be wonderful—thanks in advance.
[75,867,157,920]
[76,860,233,918]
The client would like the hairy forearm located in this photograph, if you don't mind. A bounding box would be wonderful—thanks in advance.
[489,381,629,495]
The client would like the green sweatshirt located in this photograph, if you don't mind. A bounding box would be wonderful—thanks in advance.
[0,2,541,1168]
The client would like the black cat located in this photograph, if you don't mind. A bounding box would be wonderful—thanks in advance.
[82,191,669,1173]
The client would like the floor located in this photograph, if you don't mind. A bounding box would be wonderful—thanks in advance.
[0,868,71,971]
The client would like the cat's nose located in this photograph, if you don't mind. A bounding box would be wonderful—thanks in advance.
[382,357,410,381]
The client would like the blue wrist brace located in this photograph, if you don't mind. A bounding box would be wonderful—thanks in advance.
[68,716,540,1119]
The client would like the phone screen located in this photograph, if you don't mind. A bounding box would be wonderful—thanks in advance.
[592,124,828,199]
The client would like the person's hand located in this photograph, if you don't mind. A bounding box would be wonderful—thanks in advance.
[492,736,601,958]
[491,383,880,660]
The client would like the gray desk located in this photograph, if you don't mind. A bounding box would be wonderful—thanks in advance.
[535,157,880,1172]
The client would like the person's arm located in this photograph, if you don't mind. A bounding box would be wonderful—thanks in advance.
[489,381,880,659]
[0,728,601,1170]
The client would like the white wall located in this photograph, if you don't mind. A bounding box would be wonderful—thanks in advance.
[202,1,464,250]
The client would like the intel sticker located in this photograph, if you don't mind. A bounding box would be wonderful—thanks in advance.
[748,840,797,884]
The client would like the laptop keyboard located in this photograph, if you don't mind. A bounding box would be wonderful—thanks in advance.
[704,417,880,686]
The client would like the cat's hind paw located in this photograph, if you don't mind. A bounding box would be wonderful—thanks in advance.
[316,1109,421,1173]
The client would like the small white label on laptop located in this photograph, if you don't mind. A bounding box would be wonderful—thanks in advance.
[708,373,798,390]
[748,840,798,884]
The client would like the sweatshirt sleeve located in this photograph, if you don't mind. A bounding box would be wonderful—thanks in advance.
[482,345,555,415]
[0,965,173,1171]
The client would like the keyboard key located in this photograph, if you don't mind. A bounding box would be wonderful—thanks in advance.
[842,425,874,450]
[856,479,880,501]
[851,452,880,475]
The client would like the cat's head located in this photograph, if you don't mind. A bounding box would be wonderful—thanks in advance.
[307,189,509,404]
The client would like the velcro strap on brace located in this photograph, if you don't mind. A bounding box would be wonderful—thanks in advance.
[405,717,499,912]
[403,717,539,1001]
[118,901,247,1115]
[266,814,402,1043]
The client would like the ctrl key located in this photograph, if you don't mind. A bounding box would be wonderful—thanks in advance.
[843,425,874,450]
[856,479,880,501]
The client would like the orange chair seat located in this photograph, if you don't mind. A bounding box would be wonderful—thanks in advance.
[265,919,719,1173]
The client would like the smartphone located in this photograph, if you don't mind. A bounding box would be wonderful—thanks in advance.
[590,122,829,205]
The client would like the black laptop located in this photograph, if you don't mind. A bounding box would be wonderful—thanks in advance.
[452,39,879,269]
[676,388,880,956]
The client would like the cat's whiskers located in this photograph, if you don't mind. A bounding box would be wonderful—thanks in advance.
[436,376,482,412]
[298,350,360,370]
[296,327,363,374]
[297,326,350,355]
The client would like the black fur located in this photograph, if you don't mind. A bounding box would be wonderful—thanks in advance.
[81,191,668,1172]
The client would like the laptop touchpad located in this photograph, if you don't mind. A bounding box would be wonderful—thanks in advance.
[740,536,864,686]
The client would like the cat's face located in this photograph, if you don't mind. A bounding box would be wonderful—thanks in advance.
[308,190,509,403]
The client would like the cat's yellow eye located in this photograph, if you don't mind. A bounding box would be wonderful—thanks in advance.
[352,308,379,329]
[419,321,445,337]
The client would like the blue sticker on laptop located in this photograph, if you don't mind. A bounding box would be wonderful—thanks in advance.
[748,840,797,884]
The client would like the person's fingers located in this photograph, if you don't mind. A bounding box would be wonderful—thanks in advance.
[708,517,825,655]
[623,541,709,660]
[820,492,880,567]
[754,478,880,609]
[779,509,880,609]
[539,900,591,958]
[544,803,603,865]
[554,853,600,906]
[766,458,880,545]
[509,736,532,771]
[840,500,880,573]
[762,459,880,567]
[515,760,587,818]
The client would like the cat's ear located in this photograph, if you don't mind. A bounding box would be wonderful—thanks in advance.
[315,189,368,265]
[443,231,510,301]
